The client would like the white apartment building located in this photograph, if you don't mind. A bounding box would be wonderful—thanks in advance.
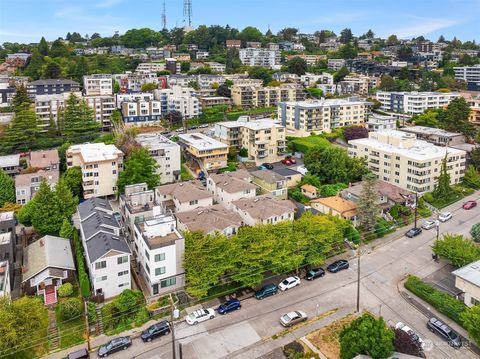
[367,114,397,132]
[327,59,346,71]
[136,132,181,183]
[239,48,281,69]
[116,93,154,108]
[376,91,459,114]
[348,130,466,193]
[83,74,113,96]
[169,96,200,119]
[454,65,480,91]
[66,143,124,198]
[133,214,184,296]
[300,73,333,87]
[177,133,229,171]
[34,92,82,131]
[136,62,168,73]
[120,100,163,125]
[231,195,296,226]
[231,84,305,108]
[342,74,380,95]
[278,98,371,137]
[84,95,116,130]
[205,62,226,73]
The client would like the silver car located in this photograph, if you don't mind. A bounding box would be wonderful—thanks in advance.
[421,220,436,230]
[280,310,308,327]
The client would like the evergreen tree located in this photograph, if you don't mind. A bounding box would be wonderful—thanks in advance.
[59,218,75,239]
[38,37,49,56]
[50,38,69,57]
[365,29,375,39]
[43,62,62,79]
[0,169,15,207]
[440,97,475,138]
[438,35,446,43]
[55,178,79,218]
[357,172,379,232]
[27,180,64,235]
[23,50,45,80]
[117,148,159,193]
[60,93,100,143]
[62,166,83,198]
[432,155,455,201]
[0,109,39,154]
[74,56,89,83]
[340,28,353,44]
[11,85,31,113]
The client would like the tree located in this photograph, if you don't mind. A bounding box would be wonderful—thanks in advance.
[55,178,79,218]
[357,173,379,232]
[121,28,162,48]
[38,36,49,56]
[471,223,480,242]
[397,46,413,61]
[278,28,298,41]
[0,296,48,355]
[461,305,480,346]
[91,32,101,40]
[23,50,45,80]
[393,327,424,357]
[216,84,231,97]
[379,75,396,91]
[463,166,480,189]
[438,35,446,43]
[386,35,399,46]
[248,66,272,86]
[334,66,350,83]
[411,109,441,127]
[59,93,100,143]
[287,57,308,76]
[340,28,353,44]
[74,56,89,83]
[165,110,183,128]
[440,97,476,138]
[432,155,455,201]
[58,298,83,320]
[340,313,394,359]
[59,218,75,240]
[365,29,374,39]
[50,39,69,57]
[180,61,190,72]
[432,234,480,267]
[0,169,15,207]
[117,148,159,193]
[0,109,39,154]
[140,83,157,92]
[239,26,263,43]
[338,43,358,59]
[11,85,31,113]
[344,126,368,141]
[472,147,480,172]
[43,61,62,78]
[113,81,120,93]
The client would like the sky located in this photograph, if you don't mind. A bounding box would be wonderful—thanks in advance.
[1,0,479,44]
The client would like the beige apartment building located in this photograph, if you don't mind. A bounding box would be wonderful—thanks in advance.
[348,130,466,193]
[278,98,370,137]
[342,74,380,94]
[231,84,305,108]
[177,133,229,171]
[66,143,124,198]
[214,116,287,164]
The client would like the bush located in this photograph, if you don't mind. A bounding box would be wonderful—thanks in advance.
[432,234,480,267]
[471,223,480,243]
[344,225,360,244]
[405,276,467,325]
[422,192,434,203]
[59,298,83,320]
[238,148,248,157]
[288,188,310,204]
[87,301,97,325]
[374,218,393,238]
[283,341,304,358]
[318,183,348,197]
[57,283,73,297]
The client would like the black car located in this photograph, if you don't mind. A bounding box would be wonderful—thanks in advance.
[305,267,325,280]
[97,336,132,357]
[327,260,349,273]
[141,321,171,342]
[254,284,278,300]
[427,317,462,348]
[262,163,274,170]
[406,227,422,238]
[67,348,89,359]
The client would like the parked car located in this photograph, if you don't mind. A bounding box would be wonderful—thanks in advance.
[281,159,292,165]
[257,165,267,170]
[67,348,90,359]
[327,260,349,273]
[254,283,278,300]
[395,322,425,349]
[285,155,297,164]
[185,308,216,325]
[438,212,452,222]
[97,336,132,357]
[296,165,308,175]
[278,276,301,291]
[217,298,241,314]
[463,200,477,210]
[141,321,171,342]
[199,124,209,128]
[406,227,422,238]
[262,163,274,170]
[305,267,325,280]
[421,220,436,230]
[427,317,462,348]
[280,310,308,327]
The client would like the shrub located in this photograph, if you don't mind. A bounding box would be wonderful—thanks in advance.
[432,234,480,267]
[344,225,360,244]
[422,192,434,203]
[238,148,248,157]
[283,341,304,358]
[318,183,348,197]
[374,218,393,238]
[57,283,73,297]
[87,301,97,325]
[59,298,83,320]
[288,188,309,204]
[405,276,467,325]
[471,223,480,243]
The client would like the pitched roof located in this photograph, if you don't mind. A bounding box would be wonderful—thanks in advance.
[15,169,59,187]
[232,195,296,220]
[22,235,75,282]
[84,232,131,263]
[175,204,243,234]
[209,170,257,194]
[344,180,413,203]
[156,181,212,203]
[251,169,285,184]
[301,184,317,193]
[29,149,59,168]
[77,197,113,221]
[272,167,302,177]
[311,196,357,217]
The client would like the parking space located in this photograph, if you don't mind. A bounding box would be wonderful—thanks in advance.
[423,264,462,297]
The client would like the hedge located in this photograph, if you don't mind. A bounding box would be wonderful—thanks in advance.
[73,230,91,298]
[404,275,467,325]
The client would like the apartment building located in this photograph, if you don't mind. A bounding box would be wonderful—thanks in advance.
[342,74,380,94]
[77,198,131,299]
[453,65,480,91]
[205,62,226,73]
[34,92,82,130]
[136,132,181,183]
[177,133,229,171]
[83,74,113,96]
[376,91,459,114]
[155,181,213,214]
[251,170,288,199]
[116,93,154,107]
[300,73,333,87]
[348,130,466,193]
[135,62,181,74]
[214,116,287,164]
[239,48,281,69]
[133,214,184,296]
[120,100,163,125]
[15,170,59,204]
[169,96,200,119]
[327,59,346,71]
[26,79,80,98]
[286,54,326,66]
[231,195,296,226]
[84,95,116,130]
[399,126,465,146]
[0,154,21,177]
[367,114,396,132]
[278,98,370,137]
[231,84,305,108]
[199,96,231,108]
[66,143,124,198]
[206,170,257,209]
[226,40,241,48]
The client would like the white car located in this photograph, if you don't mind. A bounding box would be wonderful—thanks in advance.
[395,322,425,349]
[421,220,436,230]
[280,310,308,327]
[438,212,452,222]
[185,308,216,325]
[278,276,301,291]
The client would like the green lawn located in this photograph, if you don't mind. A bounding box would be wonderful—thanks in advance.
[55,302,86,349]
[181,164,194,180]
[288,135,331,153]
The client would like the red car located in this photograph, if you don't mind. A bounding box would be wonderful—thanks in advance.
[286,156,297,164]
[463,200,477,210]
[281,159,292,165]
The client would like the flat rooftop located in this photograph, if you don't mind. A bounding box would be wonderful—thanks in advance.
[400,126,463,138]
[452,260,480,287]
[281,97,368,108]
[0,154,20,167]
[178,133,228,151]
[68,143,123,163]
[136,132,180,150]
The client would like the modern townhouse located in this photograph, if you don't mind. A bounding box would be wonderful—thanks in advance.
[115,93,154,107]
[250,169,288,199]
[376,91,459,114]
[155,181,213,214]
[77,198,131,299]
[15,170,59,204]
[34,92,82,130]
[127,72,160,92]
[366,114,397,131]
[120,99,163,125]
[399,126,465,146]
[133,214,184,296]
[177,133,229,171]
[135,132,181,184]
[66,143,124,199]
[83,74,113,96]
[175,204,243,237]
[84,95,116,131]
[453,65,480,91]
[231,83,305,108]
[239,48,281,69]
[231,195,296,226]
[0,154,21,177]
[26,79,80,98]
[348,130,466,193]
[278,97,370,137]
[300,72,333,87]
[206,170,257,209]
[286,54,326,66]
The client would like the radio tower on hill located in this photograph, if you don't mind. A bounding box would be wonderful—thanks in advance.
[161,0,167,30]
[183,0,192,28]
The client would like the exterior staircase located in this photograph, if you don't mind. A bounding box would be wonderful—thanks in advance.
[44,285,57,306]
[47,309,59,351]
[95,306,104,335]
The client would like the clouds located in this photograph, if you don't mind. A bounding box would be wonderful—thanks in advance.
[96,0,123,8]
[389,17,461,39]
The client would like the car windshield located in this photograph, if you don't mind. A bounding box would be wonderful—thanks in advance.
[282,280,289,285]
[282,314,291,322]
[148,327,156,334]
[106,342,113,350]
[449,331,458,339]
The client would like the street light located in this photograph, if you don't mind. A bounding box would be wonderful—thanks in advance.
[435,220,440,242]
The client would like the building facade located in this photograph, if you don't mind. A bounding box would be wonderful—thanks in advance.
[83,74,113,96]
[177,133,229,171]
[26,79,80,98]
[376,91,459,114]
[239,48,280,68]
[231,84,305,108]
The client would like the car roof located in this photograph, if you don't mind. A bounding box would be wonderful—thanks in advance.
[226,298,240,303]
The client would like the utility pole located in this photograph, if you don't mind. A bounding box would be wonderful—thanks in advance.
[356,243,361,313]
[414,192,418,229]
[170,293,176,359]
[84,301,91,351]
[435,220,440,241]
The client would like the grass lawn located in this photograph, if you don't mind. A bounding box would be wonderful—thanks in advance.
[289,135,331,153]
[181,164,194,180]
[226,106,276,121]
[55,302,86,349]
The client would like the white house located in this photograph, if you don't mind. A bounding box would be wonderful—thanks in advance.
[231,195,296,226]
[206,170,257,209]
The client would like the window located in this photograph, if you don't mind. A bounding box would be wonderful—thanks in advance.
[113,170,117,175]
[155,253,165,262]
[155,267,166,276]
[145,250,150,260]
[117,256,128,265]
[96,276,107,282]
[95,261,106,270]
[160,277,176,288]
[118,270,129,277]
[118,282,129,288]
[471,297,480,306]
[189,200,198,205]
[145,264,150,274]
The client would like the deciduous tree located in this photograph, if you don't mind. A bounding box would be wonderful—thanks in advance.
[344,126,368,141]
[117,148,159,193]
[461,305,480,345]
[433,234,480,267]
[357,173,379,232]
[43,61,62,79]
[287,57,308,76]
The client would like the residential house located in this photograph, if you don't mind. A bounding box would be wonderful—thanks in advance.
[453,260,480,307]
[251,169,288,199]
[21,235,75,305]
[155,181,213,214]
[0,232,14,298]
[206,170,257,209]
[29,149,59,171]
[177,133,229,171]
[367,114,397,132]
[15,170,59,204]
[231,195,296,226]
[272,168,303,188]
[205,62,226,73]
[310,196,357,225]
[226,40,241,49]
[0,154,21,177]
[327,59,346,71]
[0,211,15,235]
[26,79,80,98]
[77,198,131,299]
[301,184,318,199]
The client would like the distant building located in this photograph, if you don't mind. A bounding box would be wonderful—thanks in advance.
[205,62,226,73]
[286,54,326,66]
[454,65,480,91]
[15,169,59,204]
[177,133,229,171]
[327,59,346,71]
[367,114,397,132]
[231,195,296,226]
[0,154,21,177]
[26,79,80,98]
[84,95,116,131]
[239,48,280,69]
[376,91,459,114]
[0,260,11,298]
[83,74,113,96]
[199,96,231,108]
[34,92,82,131]
[300,184,318,199]
[231,83,304,108]
[399,126,465,146]
[226,40,241,49]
